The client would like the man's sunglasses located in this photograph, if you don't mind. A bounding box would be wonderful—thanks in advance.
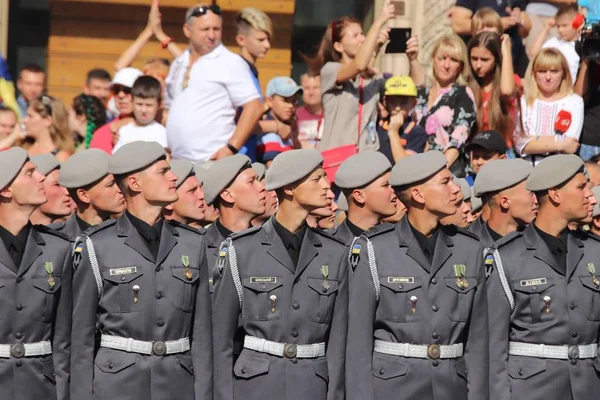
[190,4,221,18]
[111,85,132,96]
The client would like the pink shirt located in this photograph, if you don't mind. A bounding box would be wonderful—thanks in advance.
[90,118,121,154]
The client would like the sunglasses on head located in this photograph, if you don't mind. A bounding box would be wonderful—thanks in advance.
[111,85,132,96]
[190,4,221,18]
[40,95,53,116]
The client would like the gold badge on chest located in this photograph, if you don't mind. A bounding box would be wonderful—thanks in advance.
[453,264,468,290]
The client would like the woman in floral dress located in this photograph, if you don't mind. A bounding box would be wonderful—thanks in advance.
[413,34,477,177]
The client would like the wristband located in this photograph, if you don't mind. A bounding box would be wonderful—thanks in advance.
[227,143,239,154]
[161,37,174,49]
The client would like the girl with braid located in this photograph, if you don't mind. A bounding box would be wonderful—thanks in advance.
[68,94,107,152]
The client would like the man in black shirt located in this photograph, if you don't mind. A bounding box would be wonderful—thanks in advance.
[576,58,600,161]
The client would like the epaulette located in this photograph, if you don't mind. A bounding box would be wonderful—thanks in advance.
[168,220,206,235]
[313,227,345,245]
[585,231,600,243]
[230,226,261,240]
[47,221,66,231]
[495,230,522,248]
[35,224,69,241]
[363,222,396,238]
[83,219,117,237]
[448,225,480,241]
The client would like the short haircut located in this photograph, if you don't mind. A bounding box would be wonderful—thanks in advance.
[556,4,578,19]
[86,68,111,85]
[19,63,45,79]
[471,7,503,36]
[236,7,273,38]
[131,75,162,102]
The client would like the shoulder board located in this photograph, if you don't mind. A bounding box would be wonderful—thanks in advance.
[168,220,205,235]
[230,226,261,240]
[34,224,69,241]
[364,222,396,238]
[495,230,523,248]
[47,221,66,231]
[83,219,117,237]
[450,225,480,241]
[313,228,345,245]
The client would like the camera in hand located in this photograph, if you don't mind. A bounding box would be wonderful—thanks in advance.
[574,14,600,60]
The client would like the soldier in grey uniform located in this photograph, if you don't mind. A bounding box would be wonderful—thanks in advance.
[203,155,266,293]
[30,154,73,226]
[440,178,472,229]
[194,163,220,227]
[0,148,72,400]
[164,159,206,231]
[346,150,488,400]
[49,149,126,240]
[470,159,536,248]
[590,186,600,237]
[488,154,600,400]
[332,152,396,244]
[212,149,348,400]
[70,141,212,400]
[251,162,278,228]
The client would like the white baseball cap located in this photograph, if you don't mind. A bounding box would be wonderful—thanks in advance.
[111,67,143,88]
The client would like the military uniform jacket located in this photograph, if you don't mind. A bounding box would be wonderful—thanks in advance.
[205,223,225,295]
[70,214,212,400]
[346,218,489,400]
[488,226,600,400]
[0,225,72,400]
[49,214,82,242]
[212,218,349,400]
[468,216,484,235]
[329,220,355,246]
[469,221,495,249]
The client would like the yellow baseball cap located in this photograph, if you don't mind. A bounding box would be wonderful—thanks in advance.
[384,76,417,97]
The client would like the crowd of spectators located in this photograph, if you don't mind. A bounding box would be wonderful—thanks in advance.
[0,0,599,187]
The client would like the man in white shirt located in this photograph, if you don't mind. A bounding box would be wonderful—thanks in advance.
[166,4,263,162]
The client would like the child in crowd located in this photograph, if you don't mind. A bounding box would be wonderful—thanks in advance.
[113,76,168,152]
[256,77,302,166]
[464,130,507,186]
[471,7,504,37]
[377,76,428,163]
[529,4,580,84]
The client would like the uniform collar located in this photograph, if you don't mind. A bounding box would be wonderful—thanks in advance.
[125,211,163,242]
[345,218,365,238]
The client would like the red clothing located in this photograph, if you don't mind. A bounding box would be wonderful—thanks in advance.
[481,75,521,148]
[90,118,122,154]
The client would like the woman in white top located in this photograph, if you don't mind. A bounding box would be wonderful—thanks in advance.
[516,47,583,165]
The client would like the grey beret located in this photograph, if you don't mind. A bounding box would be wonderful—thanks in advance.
[58,149,110,189]
[337,192,348,212]
[473,159,533,197]
[252,162,266,181]
[526,154,584,192]
[0,147,28,190]
[390,150,447,187]
[109,141,166,175]
[170,159,195,189]
[266,149,323,191]
[31,154,60,177]
[454,177,472,201]
[335,151,391,189]
[193,162,211,186]
[593,186,600,218]
[203,154,251,206]
[471,191,483,212]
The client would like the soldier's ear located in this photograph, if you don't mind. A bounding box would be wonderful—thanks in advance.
[410,186,425,205]
[0,186,11,200]
[351,189,366,205]
[547,188,561,205]
[76,188,91,205]
[499,194,511,211]
[126,174,142,194]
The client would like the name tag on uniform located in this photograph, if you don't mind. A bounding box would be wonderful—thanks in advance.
[250,277,277,284]
[388,277,414,284]
[109,267,138,276]
[520,278,547,287]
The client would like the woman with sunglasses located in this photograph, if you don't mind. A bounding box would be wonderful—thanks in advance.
[306,0,396,157]
[19,95,74,161]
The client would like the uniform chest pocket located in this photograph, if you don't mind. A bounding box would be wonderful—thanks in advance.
[444,277,478,322]
[103,269,144,313]
[513,279,555,323]
[241,276,283,321]
[378,277,422,323]
[31,276,62,322]
[307,278,339,324]
[169,267,200,312]
[578,276,600,321]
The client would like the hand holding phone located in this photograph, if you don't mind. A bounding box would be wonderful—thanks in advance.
[385,28,412,54]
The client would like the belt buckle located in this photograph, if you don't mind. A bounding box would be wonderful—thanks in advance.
[152,341,167,356]
[10,343,25,359]
[427,344,441,360]
[568,345,580,360]
[283,344,297,359]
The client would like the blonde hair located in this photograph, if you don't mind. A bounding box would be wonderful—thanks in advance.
[471,7,503,36]
[18,95,74,154]
[236,7,273,38]
[524,48,573,106]
[428,34,472,87]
